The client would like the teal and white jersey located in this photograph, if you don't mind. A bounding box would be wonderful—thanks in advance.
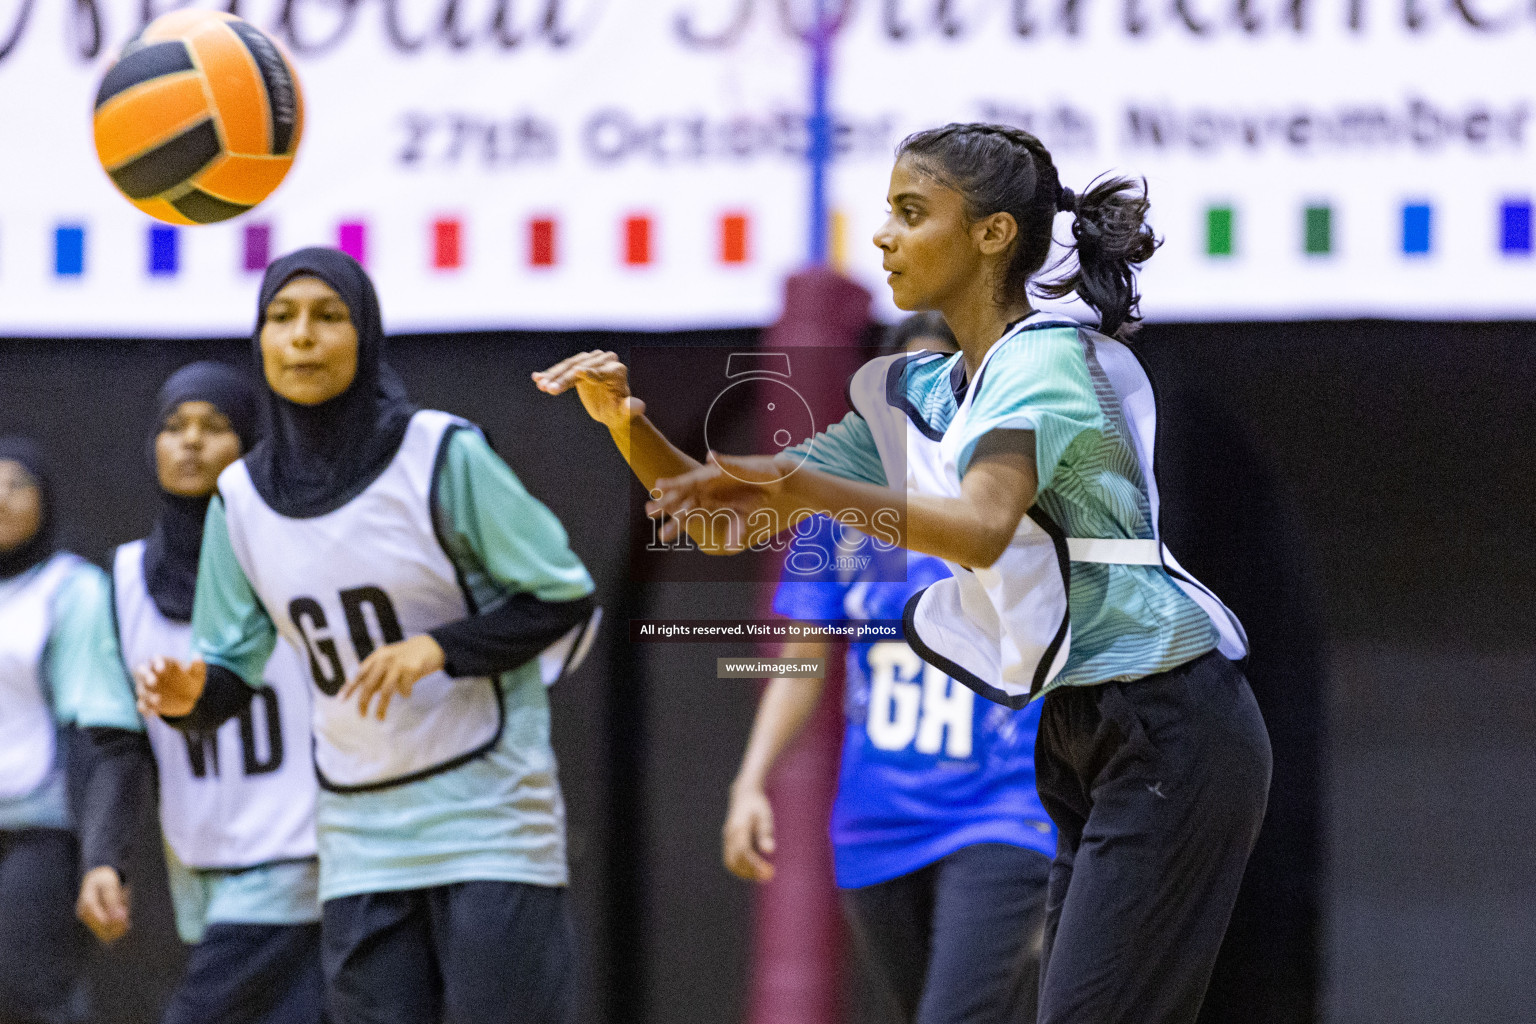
[163,850,320,944]
[192,417,594,902]
[112,540,318,871]
[218,412,506,793]
[66,548,320,941]
[789,313,1229,698]
[0,554,132,831]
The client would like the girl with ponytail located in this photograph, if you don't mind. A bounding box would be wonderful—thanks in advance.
[538,123,1270,1023]
[893,122,1158,341]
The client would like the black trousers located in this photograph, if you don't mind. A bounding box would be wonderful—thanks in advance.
[161,922,324,1024]
[1034,652,1272,1024]
[0,829,87,1024]
[322,881,575,1024]
[843,842,1051,1024]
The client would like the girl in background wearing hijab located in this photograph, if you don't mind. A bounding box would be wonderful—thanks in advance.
[0,438,131,1024]
[72,362,324,1024]
[137,249,599,1024]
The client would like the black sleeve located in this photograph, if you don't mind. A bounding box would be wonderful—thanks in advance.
[429,592,596,679]
[73,727,154,880]
[161,664,254,733]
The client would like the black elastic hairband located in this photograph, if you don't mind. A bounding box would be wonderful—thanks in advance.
[1056,185,1077,214]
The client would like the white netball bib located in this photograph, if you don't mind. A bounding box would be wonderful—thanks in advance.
[0,553,80,801]
[219,410,504,792]
[848,315,1246,709]
[113,541,317,868]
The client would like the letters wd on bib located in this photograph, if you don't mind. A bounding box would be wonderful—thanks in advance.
[0,0,1533,336]
[112,538,317,866]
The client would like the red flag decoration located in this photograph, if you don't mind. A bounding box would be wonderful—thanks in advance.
[624,214,653,266]
[433,218,462,270]
[721,213,750,265]
[529,217,558,268]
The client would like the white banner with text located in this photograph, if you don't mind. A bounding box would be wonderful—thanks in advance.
[0,0,1531,335]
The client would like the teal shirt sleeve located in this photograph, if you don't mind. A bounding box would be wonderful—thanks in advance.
[191,496,278,689]
[45,563,141,731]
[955,327,1106,493]
[782,411,888,487]
[434,429,595,607]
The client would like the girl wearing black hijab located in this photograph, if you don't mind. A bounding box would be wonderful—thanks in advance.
[71,362,325,1024]
[0,438,128,1024]
[138,249,599,1024]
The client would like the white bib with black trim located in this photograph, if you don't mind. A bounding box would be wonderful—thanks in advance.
[847,315,1247,708]
[113,541,317,868]
[218,409,503,792]
[0,553,80,801]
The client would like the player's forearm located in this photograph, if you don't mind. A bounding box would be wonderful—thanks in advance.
[779,468,1019,569]
[905,493,1028,568]
[608,412,700,493]
[161,664,253,732]
[75,728,153,877]
[430,592,596,678]
[613,413,748,554]
[731,642,829,793]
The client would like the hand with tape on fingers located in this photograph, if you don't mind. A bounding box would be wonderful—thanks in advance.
[339,634,445,721]
[77,866,131,944]
[531,350,646,431]
[135,657,207,719]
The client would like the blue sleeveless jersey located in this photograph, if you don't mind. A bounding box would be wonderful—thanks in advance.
[773,518,1055,889]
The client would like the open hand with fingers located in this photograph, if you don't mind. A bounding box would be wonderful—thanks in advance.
[134,657,207,719]
[648,452,795,549]
[338,634,445,720]
[531,350,646,430]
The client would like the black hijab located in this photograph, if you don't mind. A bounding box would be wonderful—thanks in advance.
[244,248,416,518]
[0,436,55,581]
[142,362,260,621]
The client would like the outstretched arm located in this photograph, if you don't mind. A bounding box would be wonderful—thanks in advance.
[533,349,700,493]
[651,429,1039,570]
[536,351,1041,567]
[535,348,834,554]
[537,350,798,555]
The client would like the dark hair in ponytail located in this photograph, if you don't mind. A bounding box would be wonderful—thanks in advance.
[896,123,1159,339]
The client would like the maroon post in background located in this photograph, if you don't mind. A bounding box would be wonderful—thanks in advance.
[746,267,872,1024]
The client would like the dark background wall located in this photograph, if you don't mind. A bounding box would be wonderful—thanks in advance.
[1140,321,1536,1024]
[3,319,1533,1024]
